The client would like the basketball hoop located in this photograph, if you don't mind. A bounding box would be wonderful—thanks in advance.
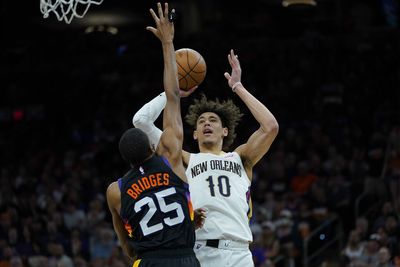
[40,0,104,24]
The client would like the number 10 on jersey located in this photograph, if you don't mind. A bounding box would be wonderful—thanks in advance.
[206,175,231,197]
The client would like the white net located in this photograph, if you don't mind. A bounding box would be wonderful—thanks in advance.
[40,0,104,24]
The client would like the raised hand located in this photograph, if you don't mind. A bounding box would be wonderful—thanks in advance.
[224,49,242,89]
[146,2,174,44]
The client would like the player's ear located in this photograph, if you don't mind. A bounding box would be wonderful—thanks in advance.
[193,130,198,140]
[222,127,228,137]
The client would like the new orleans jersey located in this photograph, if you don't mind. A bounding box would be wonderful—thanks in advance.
[185,152,253,242]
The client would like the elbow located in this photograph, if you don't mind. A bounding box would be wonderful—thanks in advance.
[271,121,279,135]
[266,120,279,137]
[176,131,184,142]
[132,114,140,127]
[132,114,146,128]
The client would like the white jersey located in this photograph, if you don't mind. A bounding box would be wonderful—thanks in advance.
[185,152,253,242]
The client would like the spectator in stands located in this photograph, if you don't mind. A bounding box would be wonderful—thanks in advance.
[261,221,280,261]
[376,246,394,267]
[290,161,318,196]
[62,200,86,231]
[388,126,400,212]
[384,215,400,256]
[68,228,89,260]
[28,255,49,267]
[394,255,400,267]
[342,230,365,265]
[44,221,65,247]
[373,202,395,232]
[364,133,388,198]
[297,199,312,223]
[359,234,381,266]
[73,256,88,267]
[9,257,23,267]
[356,217,370,242]
[251,220,279,266]
[86,198,106,229]
[0,246,13,267]
[89,225,115,261]
[47,242,74,267]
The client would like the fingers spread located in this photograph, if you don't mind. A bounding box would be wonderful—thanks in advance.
[149,8,159,23]
[157,2,164,19]
[164,2,169,19]
[146,26,157,34]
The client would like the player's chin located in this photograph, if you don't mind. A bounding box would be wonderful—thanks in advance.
[200,134,214,141]
[200,138,218,147]
[202,133,214,140]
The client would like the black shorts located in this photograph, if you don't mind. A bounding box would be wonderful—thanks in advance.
[133,248,200,267]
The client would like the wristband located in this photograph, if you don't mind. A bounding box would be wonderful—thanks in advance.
[231,81,242,92]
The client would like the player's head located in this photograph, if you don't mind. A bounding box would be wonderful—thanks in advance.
[185,94,243,151]
[119,128,153,166]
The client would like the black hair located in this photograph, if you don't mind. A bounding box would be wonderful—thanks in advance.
[185,94,243,150]
[119,128,153,166]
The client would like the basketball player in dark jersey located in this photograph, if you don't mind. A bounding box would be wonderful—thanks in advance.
[106,3,201,266]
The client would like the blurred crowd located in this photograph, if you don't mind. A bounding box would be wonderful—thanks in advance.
[2,1,400,267]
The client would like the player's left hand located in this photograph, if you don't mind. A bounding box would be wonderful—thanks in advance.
[224,49,242,88]
[194,208,206,229]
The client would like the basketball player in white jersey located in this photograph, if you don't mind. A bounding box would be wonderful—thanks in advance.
[133,49,279,267]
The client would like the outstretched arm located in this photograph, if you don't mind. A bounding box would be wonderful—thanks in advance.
[147,3,186,179]
[225,50,279,177]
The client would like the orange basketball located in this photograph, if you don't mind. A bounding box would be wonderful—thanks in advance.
[175,48,206,91]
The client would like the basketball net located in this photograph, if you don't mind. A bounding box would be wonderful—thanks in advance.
[40,0,104,24]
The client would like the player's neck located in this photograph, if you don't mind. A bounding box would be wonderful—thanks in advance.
[130,152,155,169]
[198,145,225,156]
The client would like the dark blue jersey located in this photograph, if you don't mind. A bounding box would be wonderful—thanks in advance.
[118,155,195,255]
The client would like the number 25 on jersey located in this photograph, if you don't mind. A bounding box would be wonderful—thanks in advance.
[134,187,185,236]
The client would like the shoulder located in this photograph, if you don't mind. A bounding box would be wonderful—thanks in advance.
[231,148,252,169]
[226,151,239,158]
[106,181,121,204]
[226,151,244,164]
[185,152,200,163]
[233,145,247,162]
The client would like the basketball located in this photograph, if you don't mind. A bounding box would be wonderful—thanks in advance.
[175,48,207,91]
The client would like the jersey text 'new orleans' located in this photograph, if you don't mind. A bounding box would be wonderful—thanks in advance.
[185,152,252,242]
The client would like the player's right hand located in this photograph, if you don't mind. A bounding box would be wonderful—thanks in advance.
[194,208,206,230]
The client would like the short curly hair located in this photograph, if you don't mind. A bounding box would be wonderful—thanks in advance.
[185,94,243,151]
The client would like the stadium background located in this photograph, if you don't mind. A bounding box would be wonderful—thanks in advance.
[1,0,399,266]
